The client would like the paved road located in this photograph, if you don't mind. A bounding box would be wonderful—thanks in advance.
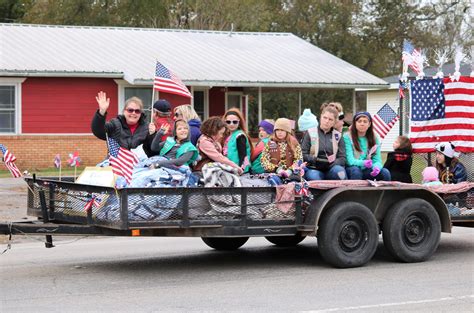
[1,227,473,312]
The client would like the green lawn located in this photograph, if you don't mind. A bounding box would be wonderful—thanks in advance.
[0,167,86,178]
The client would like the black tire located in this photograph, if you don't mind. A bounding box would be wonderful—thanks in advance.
[201,237,249,250]
[265,234,306,247]
[383,198,441,263]
[318,202,378,268]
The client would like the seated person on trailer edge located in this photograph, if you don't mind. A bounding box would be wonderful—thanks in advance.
[194,116,243,175]
[343,111,391,181]
[150,119,198,169]
[302,107,347,181]
[91,91,156,157]
[260,118,303,185]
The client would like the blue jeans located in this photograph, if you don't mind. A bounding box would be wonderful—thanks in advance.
[346,166,391,181]
[305,165,347,181]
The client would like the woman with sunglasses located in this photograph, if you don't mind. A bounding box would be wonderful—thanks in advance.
[222,108,253,173]
[91,91,156,156]
[173,104,201,146]
[343,112,391,181]
[194,116,243,175]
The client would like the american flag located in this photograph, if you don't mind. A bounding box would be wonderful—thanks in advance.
[399,81,407,99]
[0,144,22,178]
[84,195,101,212]
[373,103,399,140]
[409,76,474,153]
[67,152,81,167]
[153,61,192,99]
[107,137,138,184]
[294,181,309,197]
[402,40,421,75]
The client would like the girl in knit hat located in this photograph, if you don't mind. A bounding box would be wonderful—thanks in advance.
[250,119,274,174]
[261,118,303,185]
[343,112,391,181]
[222,108,253,173]
[434,142,467,184]
[422,166,443,186]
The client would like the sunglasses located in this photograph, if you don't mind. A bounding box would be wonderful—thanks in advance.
[125,108,142,114]
[226,120,239,125]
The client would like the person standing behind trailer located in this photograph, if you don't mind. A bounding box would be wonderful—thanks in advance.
[302,107,346,181]
[173,104,201,146]
[91,91,156,157]
[434,142,467,184]
[384,135,413,183]
[261,118,303,185]
[344,112,391,181]
[150,119,199,168]
[194,116,243,175]
[153,99,174,142]
[222,108,253,174]
[250,119,274,174]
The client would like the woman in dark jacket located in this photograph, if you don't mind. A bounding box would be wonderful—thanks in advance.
[384,135,413,183]
[91,91,156,157]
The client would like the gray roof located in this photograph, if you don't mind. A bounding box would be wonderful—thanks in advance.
[383,63,472,84]
[0,23,388,88]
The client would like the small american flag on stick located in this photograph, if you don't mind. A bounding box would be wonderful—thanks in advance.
[373,103,399,140]
[84,195,101,212]
[107,137,138,184]
[153,61,192,99]
[0,144,22,178]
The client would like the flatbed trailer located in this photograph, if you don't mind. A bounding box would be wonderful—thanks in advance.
[1,177,473,268]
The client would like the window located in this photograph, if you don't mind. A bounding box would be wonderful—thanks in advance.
[124,87,153,112]
[226,92,243,111]
[0,86,16,133]
[193,89,208,121]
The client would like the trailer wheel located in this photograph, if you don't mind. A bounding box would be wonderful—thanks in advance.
[265,234,306,247]
[318,202,378,268]
[383,198,441,263]
[201,237,249,250]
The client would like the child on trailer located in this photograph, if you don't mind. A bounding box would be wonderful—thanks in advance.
[260,118,304,186]
[250,119,274,174]
[222,108,253,174]
[384,135,413,183]
[422,167,442,186]
[434,142,467,184]
[343,112,391,181]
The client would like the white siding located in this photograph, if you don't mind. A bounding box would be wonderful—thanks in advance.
[366,89,400,151]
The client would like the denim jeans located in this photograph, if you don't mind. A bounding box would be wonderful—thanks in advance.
[346,166,391,181]
[305,165,347,181]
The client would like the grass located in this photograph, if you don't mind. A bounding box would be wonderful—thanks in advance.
[0,167,86,178]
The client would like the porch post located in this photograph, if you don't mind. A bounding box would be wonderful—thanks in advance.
[258,87,262,122]
[298,90,302,116]
[190,86,194,108]
[352,89,356,114]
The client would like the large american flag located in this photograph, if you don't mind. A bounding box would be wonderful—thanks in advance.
[0,144,22,178]
[107,137,138,184]
[402,40,421,75]
[373,103,399,140]
[409,76,474,153]
[153,61,192,99]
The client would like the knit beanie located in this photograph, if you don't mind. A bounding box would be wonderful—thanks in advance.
[435,142,457,158]
[258,119,274,135]
[422,166,439,182]
[274,118,292,134]
[298,109,318,131]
